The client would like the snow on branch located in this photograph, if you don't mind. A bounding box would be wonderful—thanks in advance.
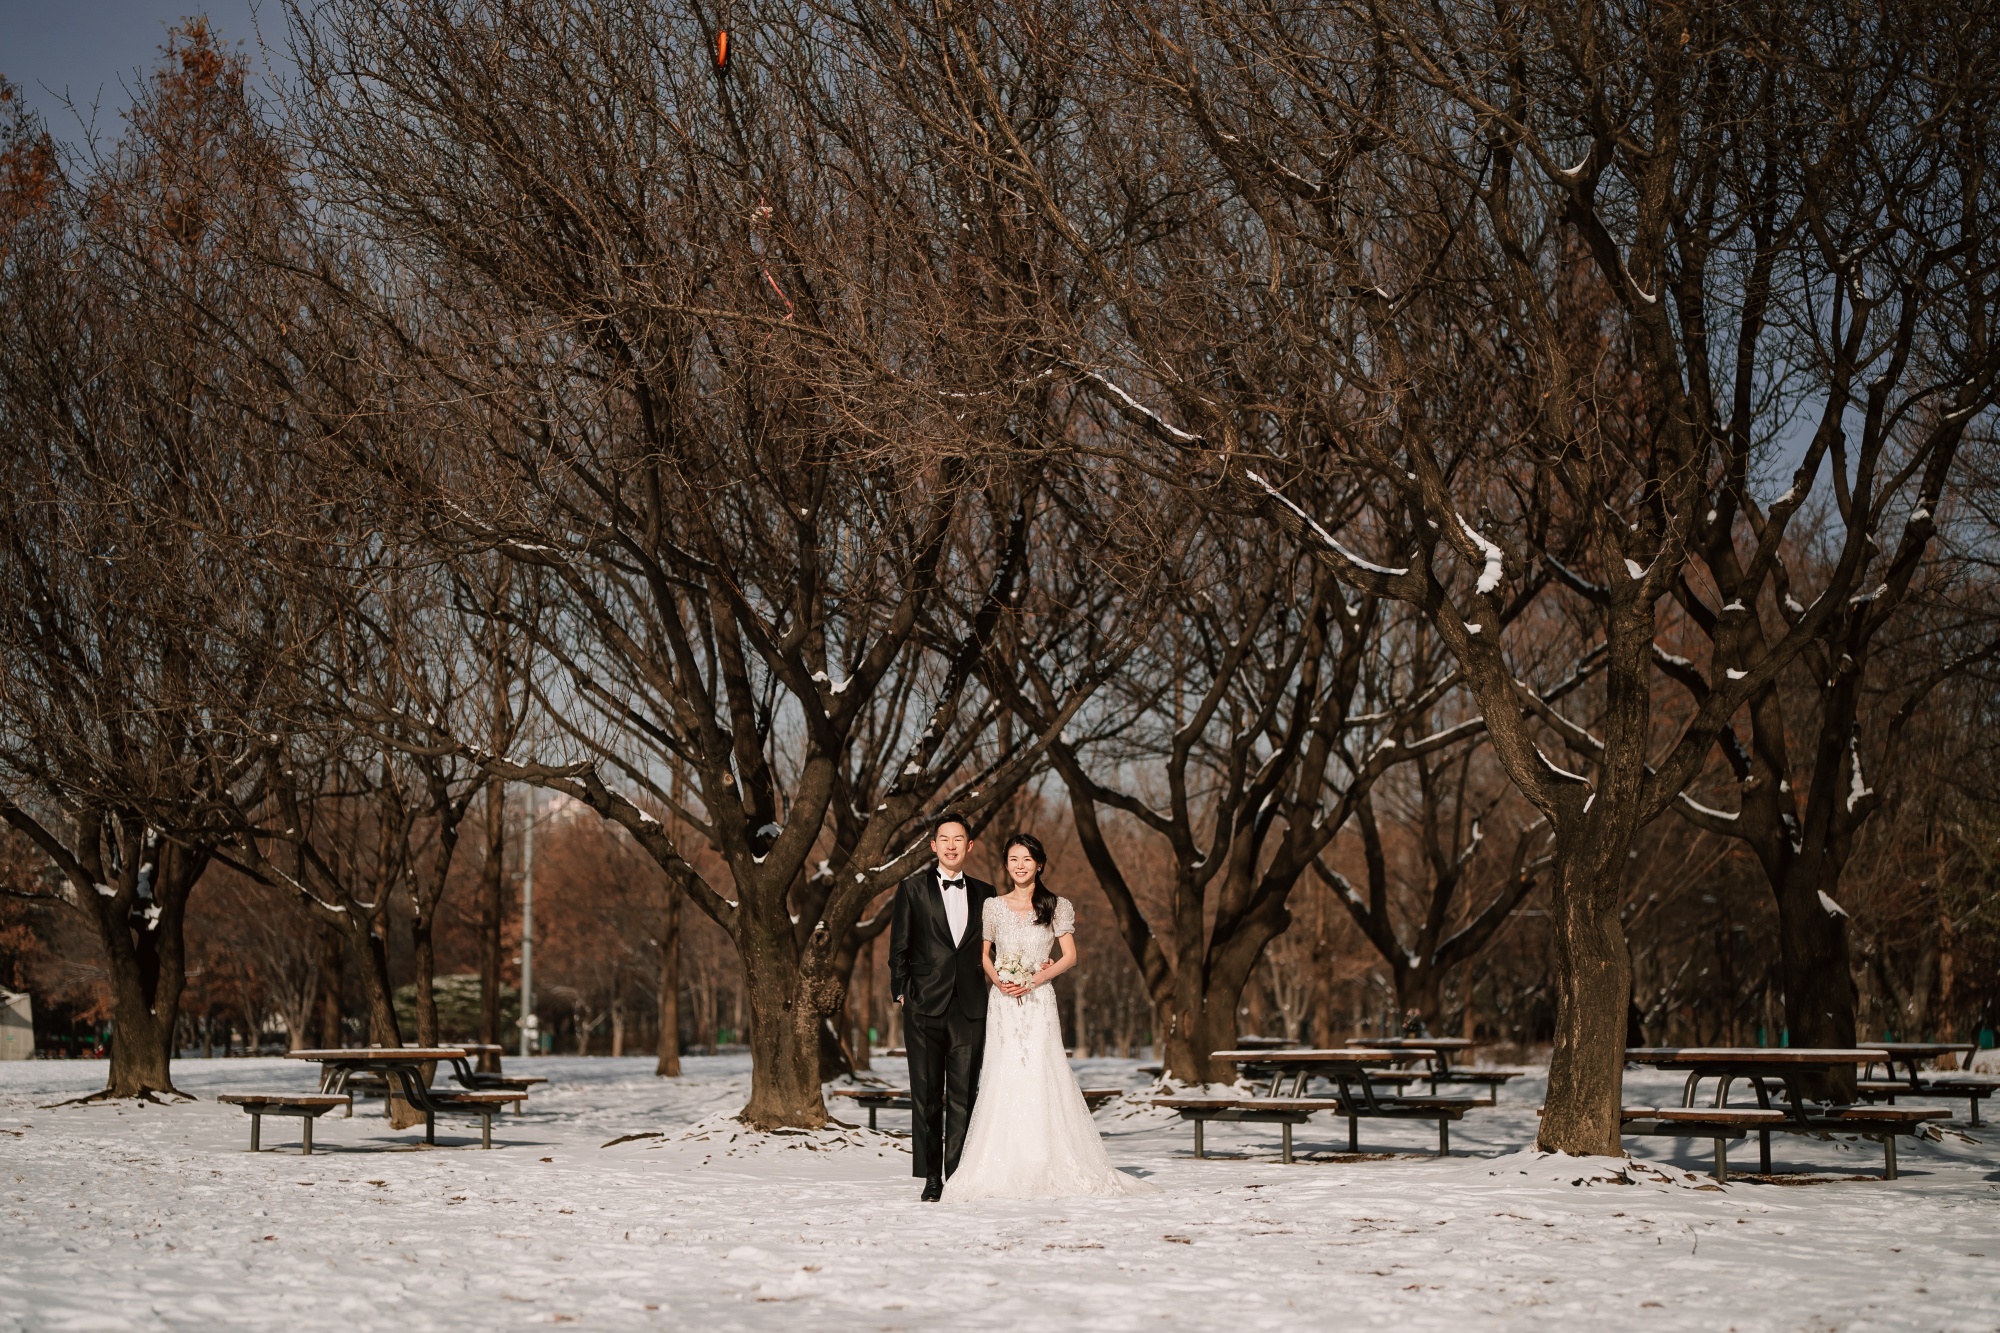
[1534,745,1590,784]
[1079,369,1203,444]
[1676,792,1740,824]
[1847,736,1874,812]
[1457,514,1505,594]
[1544,552,1609,600]
[1247,472,1410,577]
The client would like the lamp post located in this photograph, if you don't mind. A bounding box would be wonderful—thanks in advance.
[519,789,536,1060]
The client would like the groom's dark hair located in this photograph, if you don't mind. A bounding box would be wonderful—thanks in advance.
[929,810,972,840]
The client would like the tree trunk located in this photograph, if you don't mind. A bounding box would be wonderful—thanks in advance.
[1534,833,1632,1157]
[848,934,873,1072]
[476,779,506,1074]
[350,920,420,1127]
[89,839,204,1099]
[1769,860,1861,1100]
[817,1016,854,1081]
[1392,961,1445,1036]
[610,996,625,1058]
[281,993,315,1052]
[1156,949,1254,1086]
[314,923,345,1049]
[411,912,439,1049]
[356,924,402,1048]
[1153,883,1291,1084]
[655,886,681,1076]
[811,912,887,1083]
[737,922,829,1129]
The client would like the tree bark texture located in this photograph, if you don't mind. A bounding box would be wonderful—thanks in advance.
[655,885,681,1077]
[477,781,507,1073]
[1536,830,1634,1157]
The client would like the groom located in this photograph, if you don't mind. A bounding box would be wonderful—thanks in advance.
[888,811,994,1202]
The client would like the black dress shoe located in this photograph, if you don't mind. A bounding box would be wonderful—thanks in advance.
[920,1177,943,1202]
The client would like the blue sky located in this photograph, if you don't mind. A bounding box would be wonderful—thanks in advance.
[1,1,273,145]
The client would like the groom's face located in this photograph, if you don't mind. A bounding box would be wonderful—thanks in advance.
[931,822,970,874]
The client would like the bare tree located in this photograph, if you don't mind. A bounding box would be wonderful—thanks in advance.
[224,547,498,1067]
[289,0,1154,1126]
[0,34,300,1098]
[1116,0,2000,1150]
[1322,775,1547,1034]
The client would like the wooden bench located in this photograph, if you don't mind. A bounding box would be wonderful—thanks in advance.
[1427,1070,1522,1104]
[1154,1091,1474,1161]
[1152,1097,1342,1163]
[1620,1106,1788,1183]
[1858,1074,1999,1126]
[217,1094,351,1155]
[1620,1104,1946,1181]
[830,1086,1125,1130]
[418,1089,528,1148]
[449,1066,548,1111]
[1342,1093,1477,1154]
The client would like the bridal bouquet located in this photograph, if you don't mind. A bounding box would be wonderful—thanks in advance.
[994,953,1038,989]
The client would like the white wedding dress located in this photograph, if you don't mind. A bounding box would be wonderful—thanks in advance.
[943,896,1152,1200]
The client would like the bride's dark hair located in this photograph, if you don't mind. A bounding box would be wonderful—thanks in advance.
[1002,833,1058,926]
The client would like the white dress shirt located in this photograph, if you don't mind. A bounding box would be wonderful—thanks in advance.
[938,872,969,946]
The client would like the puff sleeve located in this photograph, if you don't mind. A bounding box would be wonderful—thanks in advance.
[1053,897,1076,937]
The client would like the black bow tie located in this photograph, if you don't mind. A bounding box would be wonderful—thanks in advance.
[938,875,965,888]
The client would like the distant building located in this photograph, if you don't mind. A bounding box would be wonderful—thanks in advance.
[0,989,31,1060]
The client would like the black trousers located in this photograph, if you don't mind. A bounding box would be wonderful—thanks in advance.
[903,1003,985,1180]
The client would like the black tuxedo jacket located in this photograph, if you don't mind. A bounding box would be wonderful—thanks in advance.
[887,866,995,1022]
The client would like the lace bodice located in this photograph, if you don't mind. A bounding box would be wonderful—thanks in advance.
[981,895,1074,967]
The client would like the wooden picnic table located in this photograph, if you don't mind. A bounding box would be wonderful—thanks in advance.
[830,1085,1126,1130]
[1212,1047,1399,1098]
[1625,1047,1885,1122]
[1859,1041,1977,1085]
[1364,1037,1521,1096]
[285,1047,524,1147]
[1855,1041,1993,1126]
[1622,1046,1950,1178]
[1184,1048,1477,1157]
[289,1046,469,1087]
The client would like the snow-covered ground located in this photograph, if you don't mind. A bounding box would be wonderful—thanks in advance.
[4,1054,1996,1331]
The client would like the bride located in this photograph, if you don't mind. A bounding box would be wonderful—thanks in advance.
[943,833,1152,1200]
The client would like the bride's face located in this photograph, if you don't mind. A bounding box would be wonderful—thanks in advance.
[1006,845,1039,888]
